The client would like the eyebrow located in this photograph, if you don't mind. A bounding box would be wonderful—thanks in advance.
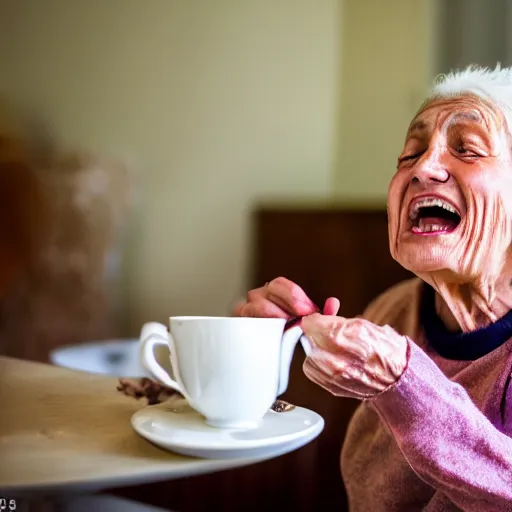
[448,111,483,126]
[407,120,426,135]
[407,110,485,137]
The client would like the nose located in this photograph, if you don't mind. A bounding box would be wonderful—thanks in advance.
[411,150,450,184]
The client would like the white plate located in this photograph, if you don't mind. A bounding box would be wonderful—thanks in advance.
[131,400,324,459]
[50,339,149,377]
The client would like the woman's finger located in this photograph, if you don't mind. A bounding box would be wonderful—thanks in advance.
[303,357,356,396]
[236,297,291,319]
[233,277,319,319]
[232,300,246,316]
[304,352,377,398]
[323,297,340,316]
[266,277,319,316]
[302,356,328,387]
[301,313,346,351]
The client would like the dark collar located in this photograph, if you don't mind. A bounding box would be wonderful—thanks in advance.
[421,283,512,360]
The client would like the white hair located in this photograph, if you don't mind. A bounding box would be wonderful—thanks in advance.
[426,63,512,132]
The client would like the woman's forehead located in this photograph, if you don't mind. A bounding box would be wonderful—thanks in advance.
[408,94,505,135]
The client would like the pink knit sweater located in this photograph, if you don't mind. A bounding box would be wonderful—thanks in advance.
[341,278,512,511]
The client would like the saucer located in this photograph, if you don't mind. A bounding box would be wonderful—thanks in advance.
[131,400,324,459]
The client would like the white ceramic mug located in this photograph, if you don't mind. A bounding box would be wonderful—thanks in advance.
[140,316,309,429]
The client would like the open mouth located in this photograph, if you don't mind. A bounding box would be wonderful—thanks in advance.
[408,196,462,235]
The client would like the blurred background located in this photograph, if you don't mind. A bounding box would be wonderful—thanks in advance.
[1,0,511,510]
[2,0,511,345]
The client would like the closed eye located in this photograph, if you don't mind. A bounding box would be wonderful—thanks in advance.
[455,145,481,157]
[397,152,423,166]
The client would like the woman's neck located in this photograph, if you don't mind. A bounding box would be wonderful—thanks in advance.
[434,276,512,332]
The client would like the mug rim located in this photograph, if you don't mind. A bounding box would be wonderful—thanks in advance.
[169,316,287,322]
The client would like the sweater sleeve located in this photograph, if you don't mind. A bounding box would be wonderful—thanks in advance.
[370,339,512,511]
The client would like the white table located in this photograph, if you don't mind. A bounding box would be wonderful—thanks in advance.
[0,355,320,511]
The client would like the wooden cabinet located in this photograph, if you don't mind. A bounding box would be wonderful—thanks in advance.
[250,205,412,317]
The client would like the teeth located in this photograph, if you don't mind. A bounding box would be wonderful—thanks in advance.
[409,197,458,220]
[416,220,449,233]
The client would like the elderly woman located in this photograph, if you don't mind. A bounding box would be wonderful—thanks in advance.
[235,65,512,511]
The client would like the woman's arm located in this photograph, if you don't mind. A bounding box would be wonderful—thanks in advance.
[301,296,512,511]
[371,339,512,511]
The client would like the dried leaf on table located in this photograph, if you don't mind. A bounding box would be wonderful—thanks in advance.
[116,377,296,411]
[117,377,182,406]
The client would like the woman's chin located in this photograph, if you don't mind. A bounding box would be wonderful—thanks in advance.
[395,248,456,277]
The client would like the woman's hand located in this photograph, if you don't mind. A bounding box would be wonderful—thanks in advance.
[302,314,409,399]
[234,276,340,319]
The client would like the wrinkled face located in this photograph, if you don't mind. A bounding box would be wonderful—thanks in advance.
[388,94,512,284]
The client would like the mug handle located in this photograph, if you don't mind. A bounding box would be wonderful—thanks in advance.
[140,322,184,394]
[299,334,312,357]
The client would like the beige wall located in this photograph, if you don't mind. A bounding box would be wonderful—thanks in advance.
[335,0,438,201]
[0,1,341,333]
